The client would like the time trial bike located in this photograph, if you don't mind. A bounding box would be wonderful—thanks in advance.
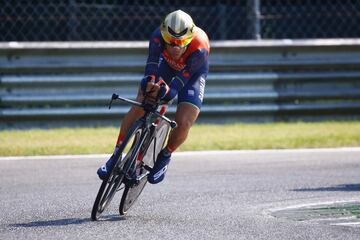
[91,93,177,221]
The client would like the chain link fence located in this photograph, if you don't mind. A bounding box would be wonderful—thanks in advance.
[1,0,360,41]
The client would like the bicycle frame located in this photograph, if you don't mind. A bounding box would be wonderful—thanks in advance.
[109,93,176,186]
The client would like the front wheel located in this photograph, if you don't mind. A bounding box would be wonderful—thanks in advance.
[91,121,143,221]
[91,165,124,221]
[119,120,170,215]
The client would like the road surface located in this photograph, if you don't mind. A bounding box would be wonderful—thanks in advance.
[1,149,359,239]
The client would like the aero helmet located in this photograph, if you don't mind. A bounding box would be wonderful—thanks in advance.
[160,10,195,48]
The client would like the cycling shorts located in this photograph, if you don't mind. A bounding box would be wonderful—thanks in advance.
[156,59,207,110]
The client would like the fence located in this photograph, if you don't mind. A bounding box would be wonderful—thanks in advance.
[1,39,360,128]
[1,0,360,41]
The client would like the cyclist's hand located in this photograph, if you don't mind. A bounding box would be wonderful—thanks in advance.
[141,75,156,104]
[156,79,170,100]
[145,81,160,105]
[140,75,169,105]
[140,75,155,93]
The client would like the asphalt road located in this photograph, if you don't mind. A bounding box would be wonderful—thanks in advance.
[1,149,359,240]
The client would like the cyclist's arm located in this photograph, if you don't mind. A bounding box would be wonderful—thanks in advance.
[162,49,209,102]
[144,29,163,78]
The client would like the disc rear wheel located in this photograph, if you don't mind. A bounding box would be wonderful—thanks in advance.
[119,173,148,215]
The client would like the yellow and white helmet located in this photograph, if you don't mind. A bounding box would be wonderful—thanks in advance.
[160,10,195,48]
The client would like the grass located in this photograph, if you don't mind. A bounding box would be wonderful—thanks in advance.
[1,121,360,157]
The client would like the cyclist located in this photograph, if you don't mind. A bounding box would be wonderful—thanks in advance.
[97,9,210,184]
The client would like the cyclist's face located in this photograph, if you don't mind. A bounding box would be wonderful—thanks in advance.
[165,44,187,60]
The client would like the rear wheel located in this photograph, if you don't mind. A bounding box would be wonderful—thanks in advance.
[119,173,148,215]
[91,121,143,221]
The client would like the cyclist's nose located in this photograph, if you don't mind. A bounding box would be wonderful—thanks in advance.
[169,48,183,59]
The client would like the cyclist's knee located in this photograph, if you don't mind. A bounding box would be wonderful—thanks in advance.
[176,118,194,131]
[174,103,199,131]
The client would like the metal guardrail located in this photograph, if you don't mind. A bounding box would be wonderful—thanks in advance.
[1,39,360,128]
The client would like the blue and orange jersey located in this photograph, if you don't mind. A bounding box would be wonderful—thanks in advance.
[144,26,210,99]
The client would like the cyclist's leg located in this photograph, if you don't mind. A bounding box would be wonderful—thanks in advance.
[166,71,206,151]
[167,102,200,150]
[98,83,144,178]
[148,72,206,184]
[98,61,174,180]
[97,89,144,179]
[117,89,145,145]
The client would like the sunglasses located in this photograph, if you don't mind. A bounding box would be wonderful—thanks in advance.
[163,34,192,48]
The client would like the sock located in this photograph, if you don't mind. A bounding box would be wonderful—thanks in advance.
[116,133,125,146]
[162,145,175,157]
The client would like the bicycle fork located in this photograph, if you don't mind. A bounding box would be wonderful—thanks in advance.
[122,128,154,187]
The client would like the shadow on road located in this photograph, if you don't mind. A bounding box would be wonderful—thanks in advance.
[293,183,360,192]
[10,214,126,228]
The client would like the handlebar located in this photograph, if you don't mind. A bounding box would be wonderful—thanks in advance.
[108,93,177,129]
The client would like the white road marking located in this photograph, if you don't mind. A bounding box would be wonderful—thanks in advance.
[331,222,360,227]
[1,147,360,161]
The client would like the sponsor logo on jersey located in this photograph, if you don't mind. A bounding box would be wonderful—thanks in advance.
[163,54,186,71]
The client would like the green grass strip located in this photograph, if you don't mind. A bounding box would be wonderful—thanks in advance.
[1,121,360,157]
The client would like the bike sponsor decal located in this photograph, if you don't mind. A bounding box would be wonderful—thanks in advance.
[100,165,107,172]
[153,166,168,180]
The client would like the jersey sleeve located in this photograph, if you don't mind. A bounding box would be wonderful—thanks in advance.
[163,48,209,101]
[144,28,163,77]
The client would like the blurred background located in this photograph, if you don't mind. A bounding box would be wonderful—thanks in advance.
[1,0,360,128]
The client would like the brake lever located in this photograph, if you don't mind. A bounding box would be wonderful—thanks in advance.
[108,93,119,109]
